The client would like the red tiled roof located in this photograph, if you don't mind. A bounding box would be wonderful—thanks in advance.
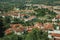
[34,22,43,27]
[5,28,12,35]
[58,23,60,26]
[44,23,54,30]
[51,33,60,37]
[10,24,23,28]
[10,24,24,32]
[28,16,36,20]
[56,15,60,19]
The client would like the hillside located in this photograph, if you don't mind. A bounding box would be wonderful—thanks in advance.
[0,0,60,5]
[0,0,60,11]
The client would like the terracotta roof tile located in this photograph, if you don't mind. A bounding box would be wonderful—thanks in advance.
[56,15,60,19]
[51,33,60,37]
[44,23,54,30]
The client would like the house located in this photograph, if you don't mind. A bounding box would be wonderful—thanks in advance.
[49,30,60,40]
[52,18,57,22]
[56,15,60,19]
[34,22,43,29]
[10,24,24,32]
[24,16,36,21]
[43,22,54,30]
[53,6,60,10]
[5,28,12,35]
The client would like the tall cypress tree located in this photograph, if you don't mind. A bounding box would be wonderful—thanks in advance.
[0,19,5,38]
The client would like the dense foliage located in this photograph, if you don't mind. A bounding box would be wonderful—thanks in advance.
[0,28,49,40]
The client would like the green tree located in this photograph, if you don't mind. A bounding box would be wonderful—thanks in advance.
[4,16,11,23]
[25,28,49,40]
[34,8,46,17]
